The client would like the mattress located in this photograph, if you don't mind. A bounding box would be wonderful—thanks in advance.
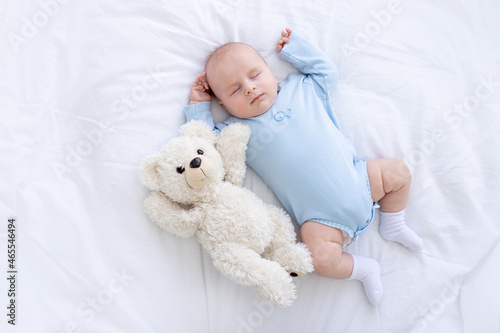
[1,0,499,332]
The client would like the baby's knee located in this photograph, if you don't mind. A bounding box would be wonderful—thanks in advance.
[386,159,411,186]
[307,240,343,277]
[396,159,411,180]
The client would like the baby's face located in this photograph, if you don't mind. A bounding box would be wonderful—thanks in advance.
[206,44,278,118]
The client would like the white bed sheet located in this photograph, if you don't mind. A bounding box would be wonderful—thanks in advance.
[1,0,499,332]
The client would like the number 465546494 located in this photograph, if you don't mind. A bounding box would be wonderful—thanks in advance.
[7,218,16,270]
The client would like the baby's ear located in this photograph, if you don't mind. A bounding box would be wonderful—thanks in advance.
[140,152,163,191]
[180,120,217,144]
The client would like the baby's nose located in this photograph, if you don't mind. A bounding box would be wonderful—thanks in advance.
[245,86,256,95]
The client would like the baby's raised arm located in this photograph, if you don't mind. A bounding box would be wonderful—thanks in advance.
[277,28,339,96]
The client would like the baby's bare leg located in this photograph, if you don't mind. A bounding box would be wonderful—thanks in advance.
[367,158,423,251]
[366,158,411,212]
[300,221,352,279]
[301,221,383,305]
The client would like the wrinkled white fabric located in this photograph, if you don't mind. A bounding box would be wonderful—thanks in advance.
[1,0,499,332]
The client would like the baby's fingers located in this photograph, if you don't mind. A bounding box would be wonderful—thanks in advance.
[194,72,206,82]
[277,38,289,51]
[281,27,292,38]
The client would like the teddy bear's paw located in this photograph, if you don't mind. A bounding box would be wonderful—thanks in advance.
[145,192,174,221]
[288,243,314,275]
[143,192,198,238]
[144,192,165,221]
[255,272,296,308]
[219,122,251,144]
[267,243,314,276]
[286,270,304,278]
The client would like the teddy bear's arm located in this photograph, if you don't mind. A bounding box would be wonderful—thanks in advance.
[216,123,251,187]
[144,191,200,238]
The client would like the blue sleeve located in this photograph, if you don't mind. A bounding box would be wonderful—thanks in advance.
[183,101,229,135]
[278,32,339,99]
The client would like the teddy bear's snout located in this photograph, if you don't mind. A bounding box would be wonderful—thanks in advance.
[185,155,218,190]
[190,157,202,169]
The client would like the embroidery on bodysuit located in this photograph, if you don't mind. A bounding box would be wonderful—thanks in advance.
[273,108,292,122]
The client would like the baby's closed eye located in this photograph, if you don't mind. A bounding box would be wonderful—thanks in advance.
[230,86,241,95]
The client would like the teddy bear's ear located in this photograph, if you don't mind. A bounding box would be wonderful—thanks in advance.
[179,120,216,144]
[140,152,163,191]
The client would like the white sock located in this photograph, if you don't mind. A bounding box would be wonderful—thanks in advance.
[379,209,423,251]
[348,254,383,306]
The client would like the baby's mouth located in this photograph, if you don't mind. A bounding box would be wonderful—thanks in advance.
[251,94,264,104]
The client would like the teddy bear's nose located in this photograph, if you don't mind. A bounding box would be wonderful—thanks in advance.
[190,157,202,168]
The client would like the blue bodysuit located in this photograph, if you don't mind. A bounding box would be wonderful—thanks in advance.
[184,33,375,242]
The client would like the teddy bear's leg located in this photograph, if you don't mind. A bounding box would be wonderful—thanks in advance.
[264,242,314,277]
[211,243,296,308]
[263,206,314,277]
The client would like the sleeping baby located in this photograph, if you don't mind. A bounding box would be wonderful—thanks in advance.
[184,28,423,305]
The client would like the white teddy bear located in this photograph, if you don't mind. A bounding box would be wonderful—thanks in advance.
[140,120,313,307]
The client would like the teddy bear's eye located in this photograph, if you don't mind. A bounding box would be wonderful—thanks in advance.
[176,166,185,174]
[197,149,204,155]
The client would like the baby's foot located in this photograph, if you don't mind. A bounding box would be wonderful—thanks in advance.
[379,210,423,251]
[348,254,383,305]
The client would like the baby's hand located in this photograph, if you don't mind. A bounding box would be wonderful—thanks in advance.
[189,72,213,105]
[277,27,292,52]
